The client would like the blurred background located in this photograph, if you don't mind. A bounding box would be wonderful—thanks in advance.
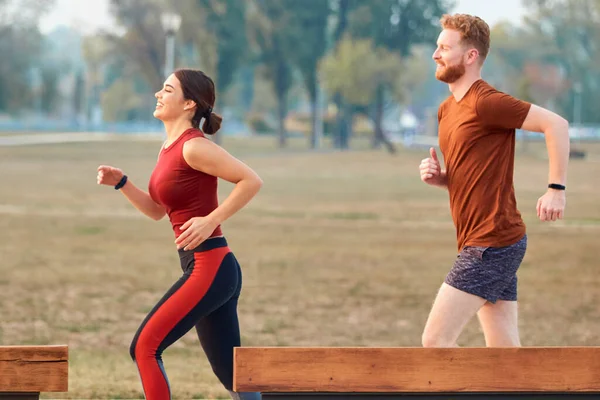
[1,0,598,148]
[1,1,599,399]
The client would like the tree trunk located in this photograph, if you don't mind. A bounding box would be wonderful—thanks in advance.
[372,85,396,154]
[277,92,287,148]
[340,103,352,150]
[333,93,343,149]
[309,90,319,149]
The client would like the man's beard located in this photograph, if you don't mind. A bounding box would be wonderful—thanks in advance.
[435,61,466,83]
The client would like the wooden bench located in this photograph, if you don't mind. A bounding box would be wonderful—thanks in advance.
[0,346,68,400]
[234,347,600,399]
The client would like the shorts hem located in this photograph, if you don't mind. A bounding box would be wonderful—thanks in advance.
[444,279,500,304]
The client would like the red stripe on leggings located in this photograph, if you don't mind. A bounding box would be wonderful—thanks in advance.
[134,246,230,400]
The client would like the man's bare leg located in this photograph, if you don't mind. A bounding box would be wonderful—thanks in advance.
[477,300,521,347]
[422,283,487,347]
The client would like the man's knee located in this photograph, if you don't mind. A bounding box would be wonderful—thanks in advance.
[421,329,457,348]
[483,329,521,347]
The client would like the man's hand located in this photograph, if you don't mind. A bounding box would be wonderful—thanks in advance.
[419,147,447,189]
[537,189,566,222]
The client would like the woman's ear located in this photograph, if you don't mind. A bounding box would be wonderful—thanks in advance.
[183,100,197,111]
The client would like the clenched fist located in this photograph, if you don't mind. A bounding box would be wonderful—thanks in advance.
[419,147,447,188]
[97,165,124,187]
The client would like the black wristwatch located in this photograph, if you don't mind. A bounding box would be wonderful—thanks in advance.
[548,183,566,191]
[115,175,128,190]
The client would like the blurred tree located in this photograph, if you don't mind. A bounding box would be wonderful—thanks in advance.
[323,0,451,151]
[392,45,431,106]
[72,68,86,123]
[109,0,165,94]
[283,0,330,149]
[109,0,250,134]
[177,0,217,79]
[0,26,41,112]
[101,76,144,122]
[321,39,404,101]
[322,37,430,153]
[494,0,600,123]
[191,0,249,143]
[329,0,361,149]
[195,0,248,103]
[246,0,295,148]
[39,64,62,114]
[82,35,112,122]
[108,0,206,123]
[525,0,600,124]
[346,0,453,152]
[0,0,54,114]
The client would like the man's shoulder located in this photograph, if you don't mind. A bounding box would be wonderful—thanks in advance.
[471,79,507,99]
[471,79,531,127]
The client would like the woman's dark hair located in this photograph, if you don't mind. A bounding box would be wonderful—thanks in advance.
[174,69,223,135]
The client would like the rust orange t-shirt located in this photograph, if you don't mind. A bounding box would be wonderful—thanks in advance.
[437,79,531,252]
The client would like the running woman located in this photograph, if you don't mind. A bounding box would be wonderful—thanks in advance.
[97,69,263,400]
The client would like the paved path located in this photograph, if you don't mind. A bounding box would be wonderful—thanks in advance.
[0,133,162,146]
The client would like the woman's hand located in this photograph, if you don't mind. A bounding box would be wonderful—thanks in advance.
[97,165,124,186]
[175,217,219,250]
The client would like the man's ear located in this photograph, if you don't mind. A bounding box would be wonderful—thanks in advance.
[466,48,480,65]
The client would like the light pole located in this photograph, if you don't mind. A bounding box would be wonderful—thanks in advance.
[161,12,182,79]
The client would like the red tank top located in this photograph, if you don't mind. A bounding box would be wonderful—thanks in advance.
[148,128,223,238]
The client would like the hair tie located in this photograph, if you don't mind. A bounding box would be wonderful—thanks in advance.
[203,106,213,119]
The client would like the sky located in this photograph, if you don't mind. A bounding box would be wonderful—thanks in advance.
[38,0,116,34]
[38,0,527,35]
[451,0,527,25]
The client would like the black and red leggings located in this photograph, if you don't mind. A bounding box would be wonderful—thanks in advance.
[129,237,258,400]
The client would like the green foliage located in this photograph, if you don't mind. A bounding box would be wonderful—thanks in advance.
[246,0,297,145]
[109,0,165,92]
[0,0,55,113]
[347,0,454,56]
[101,77,144,122]
[492,0,600,123]
[196,0,249,96]
[246,0,294,99]
[283,0,330,99]
[320,36,402,106]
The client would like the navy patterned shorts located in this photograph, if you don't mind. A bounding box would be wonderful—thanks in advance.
[445,235,527,303]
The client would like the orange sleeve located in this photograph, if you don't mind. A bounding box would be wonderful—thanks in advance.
[476,91,532,130]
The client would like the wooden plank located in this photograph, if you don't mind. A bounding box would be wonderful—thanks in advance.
[0,346,68,392]
[262,395,600,399]
[234,347,600,393]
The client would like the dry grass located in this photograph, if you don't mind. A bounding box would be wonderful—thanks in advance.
[0,136,599,399]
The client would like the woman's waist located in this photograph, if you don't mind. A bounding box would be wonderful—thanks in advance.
[177,236,228,257]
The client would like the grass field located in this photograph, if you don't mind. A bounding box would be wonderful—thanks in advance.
[0,135,599,399]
